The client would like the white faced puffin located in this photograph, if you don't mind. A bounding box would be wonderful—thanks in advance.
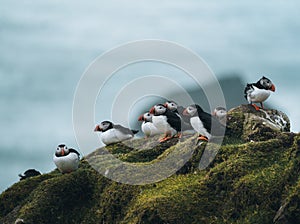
[244,76,276,110]
[149,104,182,142]
[53,144,80,174]
[212,107,227,126]
[94,121,138,145]
[164,100,185,115]
[138,112,161,138]
[183,104,225,142]
[164,100,194,133]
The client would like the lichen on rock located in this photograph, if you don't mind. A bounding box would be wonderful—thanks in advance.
[227,104,290,142]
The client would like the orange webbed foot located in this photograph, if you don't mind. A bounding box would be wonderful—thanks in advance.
[251,104,261,111]
[198,135,209,141]
[159,136,173,142]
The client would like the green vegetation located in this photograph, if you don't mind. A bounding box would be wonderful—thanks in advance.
[0,105,299,224]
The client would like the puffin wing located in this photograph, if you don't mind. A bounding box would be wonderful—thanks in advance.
[244,83,254,99]
[68,148,81,157]
[198,112,212,133]
[165,110,182,132]
[200,111,226,136]
[114,124,138,135]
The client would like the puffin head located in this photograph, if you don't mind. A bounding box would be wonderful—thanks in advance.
[56,144,69,156]
[139,112,153,122]
[259,76,276,92]
[144,112,153,122]
[149,104,167,116]
[94,121,113,132]
[164,101,178,112]
[213,107,227,119]
[183,104,203,117]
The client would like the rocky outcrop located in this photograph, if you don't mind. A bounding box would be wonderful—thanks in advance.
[0,105,299,224]
[227,104,290,142]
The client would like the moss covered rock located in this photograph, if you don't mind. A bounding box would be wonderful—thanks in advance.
[227,104,290,142]
[0,105,299,224]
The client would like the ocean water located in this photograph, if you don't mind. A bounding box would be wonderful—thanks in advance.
[1,0,300,192]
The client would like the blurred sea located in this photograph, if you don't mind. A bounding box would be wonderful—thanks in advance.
[1,0,300,192]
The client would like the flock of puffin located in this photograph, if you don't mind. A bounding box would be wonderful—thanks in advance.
[19,76,276,178]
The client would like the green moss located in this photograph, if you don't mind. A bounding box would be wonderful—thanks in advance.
[0,107,299,224]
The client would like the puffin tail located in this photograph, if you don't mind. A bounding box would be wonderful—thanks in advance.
[131,130,139,135]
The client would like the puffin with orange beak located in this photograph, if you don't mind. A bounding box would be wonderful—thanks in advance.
[138,112,161,138]
[244,76,276,110]
[94,121,138,145]
[149,104,182,142]
[53,144,80,174]
[183,104,226,142]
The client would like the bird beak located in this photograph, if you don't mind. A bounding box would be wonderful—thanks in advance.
[149,107,155,114]
[270,84,276,92]
[182,108,189,116]
[138,115,144,121]
[94,125,101,132]
[212,111,216,116]
[163,103,168,108]
[61,149,65,156]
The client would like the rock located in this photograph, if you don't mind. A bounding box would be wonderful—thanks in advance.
[0,106,299,224]
[227,104,290,142]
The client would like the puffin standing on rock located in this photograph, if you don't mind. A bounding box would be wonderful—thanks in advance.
[53,144,80,174]
[149,104,182,142]
[183,104,226,142]
[94,121,138,145]
[138,112,161,138]
[244,76,276,110]
[164,100,195,134]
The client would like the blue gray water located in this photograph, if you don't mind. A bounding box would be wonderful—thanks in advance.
[1,0,300,192]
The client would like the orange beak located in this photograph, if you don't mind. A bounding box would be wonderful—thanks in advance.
[61,149,65,156]
[149,107,155,114]
[270,84,276,92]
[138,115,144,121]
[182,108,189,116]
[94,125,101,132]
[163,103,168,108]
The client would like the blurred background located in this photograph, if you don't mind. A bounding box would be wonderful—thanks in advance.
[1,0,300,192]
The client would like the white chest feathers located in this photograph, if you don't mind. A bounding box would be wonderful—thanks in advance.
[53,153,79,174]
[247,86,271,103]
[101,128,133,145]
[141,121,161,137]
[190,117,212,139]
[152,115,177,135]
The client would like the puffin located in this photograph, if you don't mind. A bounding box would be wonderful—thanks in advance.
[244,76,276,110]
[19,169,41,180]
[138,112,161,138]
[164,100,194,132]
[212,107,227,126]
[183,104,226,142]
[149,104,182,142]
[94,121,138,145]
[53,144,80,174]
[164,100,185,115]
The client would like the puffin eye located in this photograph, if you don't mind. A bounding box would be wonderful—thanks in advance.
[57,147,60,151]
